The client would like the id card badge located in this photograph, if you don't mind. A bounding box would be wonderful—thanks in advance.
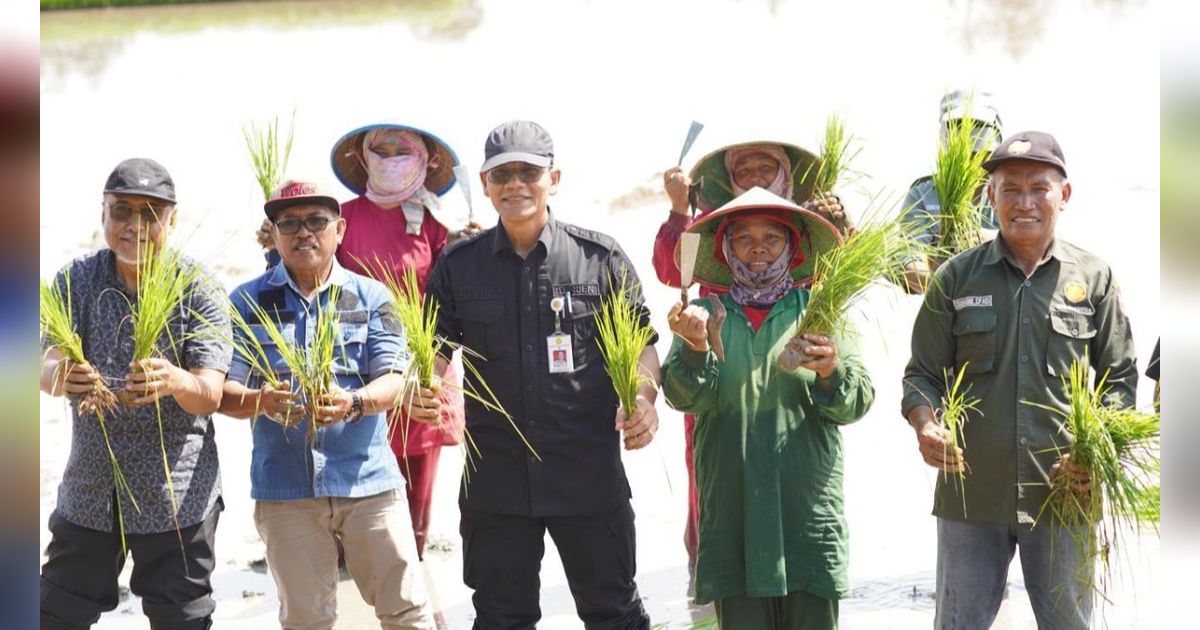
[547,332,575,373]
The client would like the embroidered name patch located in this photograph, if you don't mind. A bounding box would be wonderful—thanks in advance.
[953,295,993,310]
[1053,303,1095,316]
[552,283,601,297]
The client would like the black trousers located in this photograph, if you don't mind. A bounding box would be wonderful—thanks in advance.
[461,501,650,630]
[40,499,222,630]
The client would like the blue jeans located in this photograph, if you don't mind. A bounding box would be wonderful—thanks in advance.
[935,518,1092,630]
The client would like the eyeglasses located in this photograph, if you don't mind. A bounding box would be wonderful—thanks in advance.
[486,165,550,185]
[274,215,335,235]
[107,201,173,225]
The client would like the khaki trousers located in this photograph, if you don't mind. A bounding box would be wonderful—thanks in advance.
[255,490,433,630]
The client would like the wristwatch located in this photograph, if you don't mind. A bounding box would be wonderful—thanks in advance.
[346,390,364,424]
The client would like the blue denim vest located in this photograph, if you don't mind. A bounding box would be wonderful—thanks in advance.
[228,262,410,501]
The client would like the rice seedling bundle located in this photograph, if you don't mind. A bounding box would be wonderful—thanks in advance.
[778,207,927,371]
[1026,358,1160,598]
[243,112,295,201]
[359,259,540,491]
[932,111,990,257]
[114,240,205,558]
[940,363,979,517]
[40,273,118,416]
[40,272,140,551]
[595,271,656,418]
[809,113,861,196]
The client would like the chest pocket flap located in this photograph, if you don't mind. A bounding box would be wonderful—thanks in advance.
[952,309,997,374]
[458,300,506,360]
[1047,310,1097,376]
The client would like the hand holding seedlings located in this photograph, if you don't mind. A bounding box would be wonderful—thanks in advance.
[804,192,846,224]
[910,408,965,473]
[795,333,840,380]
[615,394,659,451]
[407,380,445,425]
[259,380,305,426]
[667,301,710,352]
[124,357,189,406]
[47,358,101,397]
[1051,453,1092,497]
[255,218,276,250]
[312,386,354,426]
[664,166,691,215]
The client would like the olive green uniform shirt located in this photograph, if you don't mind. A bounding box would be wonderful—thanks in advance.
[663,291,874,604]
[902,237,1138,524]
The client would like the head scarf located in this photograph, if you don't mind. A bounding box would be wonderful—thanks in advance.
[362,128,438,234]
[363,129,428,203]
[725,143,793,199]
[719,214,796,308]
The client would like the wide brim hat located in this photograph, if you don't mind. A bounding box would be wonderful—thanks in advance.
[330,123,460,197]
[688,141,821,212]
[681,187,842,291]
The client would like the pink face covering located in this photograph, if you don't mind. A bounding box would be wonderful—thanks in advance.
[725,144,794,199]
[362,129,429,206]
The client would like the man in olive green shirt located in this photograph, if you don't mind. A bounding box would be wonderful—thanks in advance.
[901,131,1138,629]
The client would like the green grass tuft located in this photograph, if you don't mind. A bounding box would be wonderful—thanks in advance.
[595,270,656,417]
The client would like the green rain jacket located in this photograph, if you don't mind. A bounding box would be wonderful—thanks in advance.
[662,290,874,604]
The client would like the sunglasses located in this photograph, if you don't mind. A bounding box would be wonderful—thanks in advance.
[107,201,173,225]
[486,164,550,185]
[274,215,335,235]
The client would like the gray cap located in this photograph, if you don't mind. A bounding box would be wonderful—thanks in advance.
[104,158,176,204]
[481,120,554,172]
[939,89,1003,129]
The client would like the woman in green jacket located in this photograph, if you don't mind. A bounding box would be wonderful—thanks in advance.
[662,187,874,629]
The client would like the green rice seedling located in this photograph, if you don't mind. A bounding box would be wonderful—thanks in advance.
[778,203,928,371]
[243,112,295,201]
[595,270,656,418]
[808,113,861,196]
[113,238,206,566]
[40,273,140,553]
[939,363,979,517]
[232,282,344,446]
[357,258,540,493]
[41,273,118,416]
[931,106,990,257]
[1025,358,1160,599]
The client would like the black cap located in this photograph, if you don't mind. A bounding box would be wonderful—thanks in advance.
[481,120,553,172]
[104,158,176,204]
[981,130,1067,178]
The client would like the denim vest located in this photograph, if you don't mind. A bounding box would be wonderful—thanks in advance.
[228,262,410,501]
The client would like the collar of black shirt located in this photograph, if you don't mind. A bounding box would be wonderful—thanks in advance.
[491,209,558,257]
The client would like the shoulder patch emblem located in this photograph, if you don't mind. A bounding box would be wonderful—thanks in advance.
[1064,282,1087,304]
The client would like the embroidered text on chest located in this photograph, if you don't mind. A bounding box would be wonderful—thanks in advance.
[953,295,993,310]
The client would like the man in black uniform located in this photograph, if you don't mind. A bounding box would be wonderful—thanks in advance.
[413,120,659,629]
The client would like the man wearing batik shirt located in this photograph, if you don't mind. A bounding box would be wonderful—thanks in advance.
[39,158,232,630]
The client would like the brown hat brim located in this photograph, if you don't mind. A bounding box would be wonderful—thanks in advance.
[330,124,459,197]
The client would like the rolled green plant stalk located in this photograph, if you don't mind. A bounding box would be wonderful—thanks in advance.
[40,272,140,553]
[1025,357,1160,598]
[778,207,926,371]
[243,112,296,201]
[932,105,990,258]
[595,270,656,417]
[940,363,979,518]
